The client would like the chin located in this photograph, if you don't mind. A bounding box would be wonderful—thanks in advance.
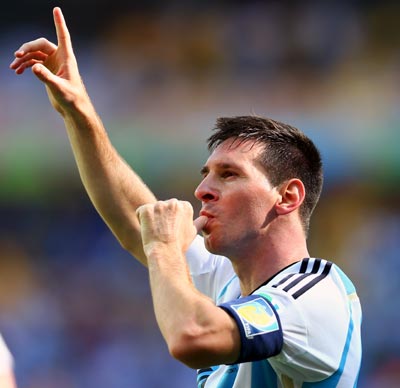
[203,235,226,256]
[203,235,216,253]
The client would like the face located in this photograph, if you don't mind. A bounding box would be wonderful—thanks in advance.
[194,138,279,258]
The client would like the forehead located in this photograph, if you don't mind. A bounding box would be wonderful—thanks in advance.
[206,138,264,166]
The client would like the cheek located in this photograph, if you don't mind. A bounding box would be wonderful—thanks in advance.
[232,192,274,222]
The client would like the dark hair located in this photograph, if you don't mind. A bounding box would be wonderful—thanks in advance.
[207,115,323,235]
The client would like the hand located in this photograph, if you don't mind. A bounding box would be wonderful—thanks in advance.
[136,199,207,257]
[10,7,88,116]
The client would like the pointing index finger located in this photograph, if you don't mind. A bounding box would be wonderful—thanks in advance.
[53,7,72,52]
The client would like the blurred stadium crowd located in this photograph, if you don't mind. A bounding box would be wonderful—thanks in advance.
[1,1,400,387]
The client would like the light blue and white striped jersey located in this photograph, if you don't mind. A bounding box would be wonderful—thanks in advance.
[186,236,362,388]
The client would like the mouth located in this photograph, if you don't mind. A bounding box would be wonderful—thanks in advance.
[200,209,213,218]
[200,210,214,223]
[199,210,215,235]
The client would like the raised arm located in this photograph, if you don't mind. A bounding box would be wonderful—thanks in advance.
[10,7,156,265]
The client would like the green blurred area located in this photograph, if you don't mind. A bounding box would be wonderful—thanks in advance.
[2,0,400,201]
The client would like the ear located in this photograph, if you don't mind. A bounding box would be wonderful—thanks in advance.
[275,179,305,215]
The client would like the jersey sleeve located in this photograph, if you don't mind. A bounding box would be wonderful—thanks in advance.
[217,270,356,381]
[257,276,354,382]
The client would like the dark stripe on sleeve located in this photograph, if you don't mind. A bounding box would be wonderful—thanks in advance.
[292,261,332,299]
[299,258,309,273]
[311,258,321,273]
[277,259,322,293]
[283,273,313,292]
[271,273,296,288]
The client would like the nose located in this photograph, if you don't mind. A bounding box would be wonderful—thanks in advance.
[194,177,219,202]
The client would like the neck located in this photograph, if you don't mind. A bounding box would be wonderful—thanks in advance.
[230,223,309,296]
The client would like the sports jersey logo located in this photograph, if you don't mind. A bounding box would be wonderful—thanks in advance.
[231,297,279,338]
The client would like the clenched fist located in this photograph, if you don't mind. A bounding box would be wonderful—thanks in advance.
[136,199,207,258]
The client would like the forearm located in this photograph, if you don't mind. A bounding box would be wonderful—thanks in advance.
[147,247,239,368]
[63,100,156,265]
[11,7,156,265]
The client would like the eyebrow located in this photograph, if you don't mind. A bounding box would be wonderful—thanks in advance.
[200,162,241,175]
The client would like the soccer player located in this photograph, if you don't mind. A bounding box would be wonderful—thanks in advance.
[10,7,362,387]
[0,335,17,388]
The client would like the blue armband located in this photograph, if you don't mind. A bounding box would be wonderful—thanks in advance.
[219,295,283,364]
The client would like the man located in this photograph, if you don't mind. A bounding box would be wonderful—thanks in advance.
[0,334,17,388]
[10,7,362,387]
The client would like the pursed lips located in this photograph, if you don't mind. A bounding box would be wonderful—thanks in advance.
[199,210,215,233]
[200,209,214,218]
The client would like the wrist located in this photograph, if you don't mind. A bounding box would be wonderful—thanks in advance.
[60,90,94,120]
[145,242,187,269]
[145,241,183,259]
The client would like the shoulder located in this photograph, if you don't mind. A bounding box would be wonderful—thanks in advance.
[255,259,362,381]
[259,257,359,302]
[259,258,360,327]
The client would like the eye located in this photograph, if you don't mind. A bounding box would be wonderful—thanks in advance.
[221,170,236,179]
[200,168,209,179]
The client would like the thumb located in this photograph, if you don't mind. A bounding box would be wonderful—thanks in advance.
[32,63,57,84]
[194,216,208,233]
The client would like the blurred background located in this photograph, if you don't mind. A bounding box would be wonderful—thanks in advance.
[1,0,400,386]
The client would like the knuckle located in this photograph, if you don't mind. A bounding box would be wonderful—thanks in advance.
[154,200,168,213]
[137,203,153,215]
[37,37,48,45]
[182,201,192,210]
[165,198,179,209]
